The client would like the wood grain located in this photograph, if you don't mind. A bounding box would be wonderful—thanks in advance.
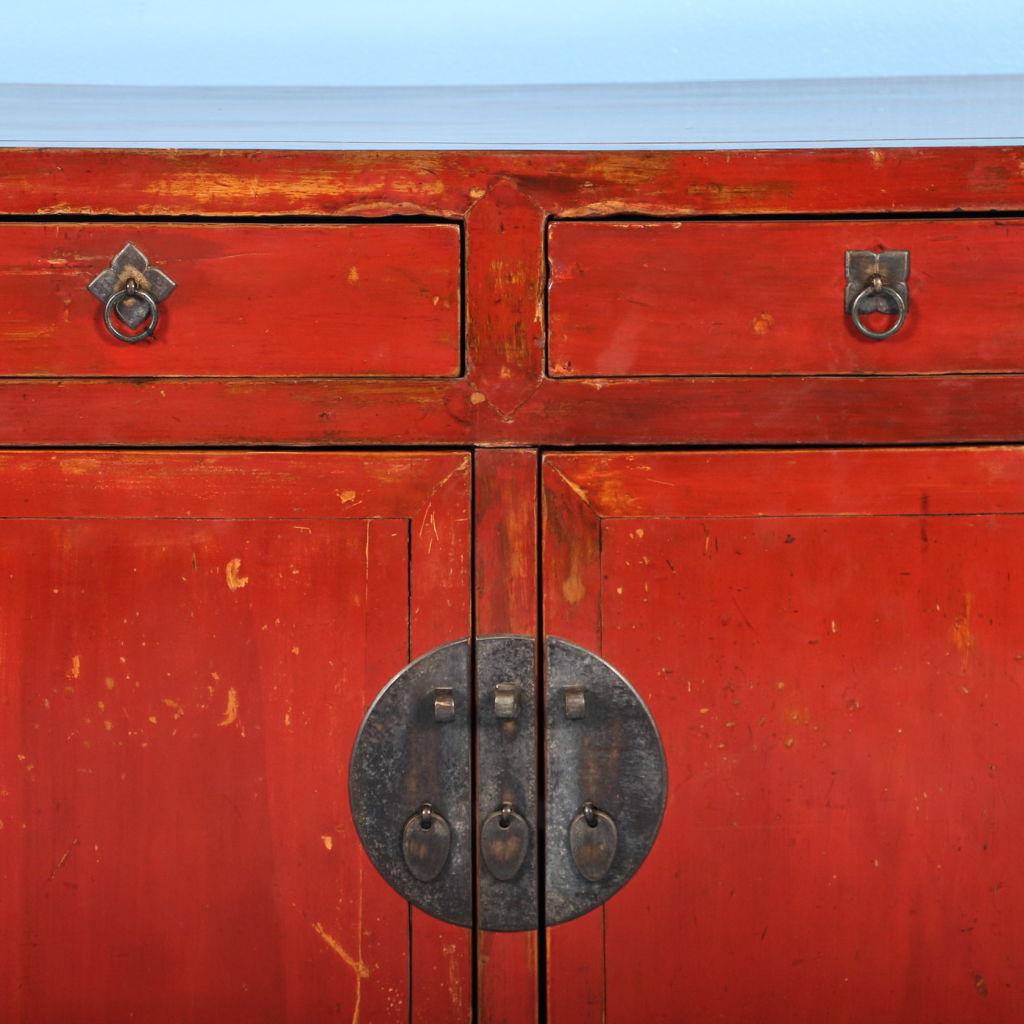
[3,147,1024,218]
[0,451,471,1024]
[541,465,605,1024]
[549,219,1024,376]
[544,448,1024,1023]
[5,374,1024,447]
[474,449,540,1024]
[465,181,546,416]
[0,223,460,377]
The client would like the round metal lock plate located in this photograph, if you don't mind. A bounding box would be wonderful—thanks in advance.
[348,636,666,931]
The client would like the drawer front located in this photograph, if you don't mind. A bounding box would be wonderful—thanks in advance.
[0,223,461,376]
[548,219,1024,376]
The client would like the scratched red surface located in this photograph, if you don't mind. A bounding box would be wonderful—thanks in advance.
[548,219,1024,376]
[0,222,461,377]
[2,144,1024,1022]
[0,452,471,1024]
[544,449,1024,1023]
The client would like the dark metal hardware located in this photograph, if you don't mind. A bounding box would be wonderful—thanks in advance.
[348,635,665,931]
[402,803,452,882]
[569,802,619,882]
[349,640,472,927]
[563,686,586,719]
[493,682,521,720]
[480,803,530,881]
[433,687,455,722]
[104,280,159,342]
[545,637,667,926]
[87,242,176,343]
[845,249,909,340]
[476,635,537,930]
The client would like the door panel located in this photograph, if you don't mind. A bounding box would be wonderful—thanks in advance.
[0,452,471,1024]
[543,449,1024,1023]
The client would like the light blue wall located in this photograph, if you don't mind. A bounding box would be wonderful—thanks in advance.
[3,0,1022,86]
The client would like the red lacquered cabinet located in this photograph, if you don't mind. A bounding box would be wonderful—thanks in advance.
[2,146,1024,1023]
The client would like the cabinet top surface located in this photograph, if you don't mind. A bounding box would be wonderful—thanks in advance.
[2,77,1022,150]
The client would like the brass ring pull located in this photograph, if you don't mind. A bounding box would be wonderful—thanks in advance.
[850,273,907,340]
[103,280,160,343]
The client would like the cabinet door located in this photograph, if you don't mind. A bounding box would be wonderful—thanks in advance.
[0,451,471,1024]
[544,449,1024,1024]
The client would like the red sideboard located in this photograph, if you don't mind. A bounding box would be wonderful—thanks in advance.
[2,146,1023,1023]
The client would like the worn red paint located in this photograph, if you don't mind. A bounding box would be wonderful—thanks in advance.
[548,218,1024,376]
[0,452,471,1024]
[544,449,1024,1023]
[475,449,540,1024]
[0,149,1021,445]
[0,222,460,377]
[2,145,1024,1023]
[2,148,1024,219]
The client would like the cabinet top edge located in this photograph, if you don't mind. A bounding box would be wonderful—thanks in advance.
[1,76,1021,151]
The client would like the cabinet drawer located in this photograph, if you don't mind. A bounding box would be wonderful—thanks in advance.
[0,222,461,376]
[548,218,1024,376]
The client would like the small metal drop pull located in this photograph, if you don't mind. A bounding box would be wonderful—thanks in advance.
[402,803,452,882]
[480,803,529,881]
[569,803,618,882]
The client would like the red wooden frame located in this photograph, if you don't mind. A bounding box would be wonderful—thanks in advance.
[474,449,541,1024]
[0,147,1022,447]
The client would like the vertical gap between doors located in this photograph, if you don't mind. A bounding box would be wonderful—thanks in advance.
[536,449,549,1023]
[597,484,607,1022]
[406,518,414,1024]
[470,453,480,1024]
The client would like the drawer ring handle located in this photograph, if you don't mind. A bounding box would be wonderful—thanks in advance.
[849,274,907,340]
[103,280,160,343]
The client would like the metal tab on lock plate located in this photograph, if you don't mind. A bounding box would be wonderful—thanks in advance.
[402,804,452,882]
[569,804,619,882]
[480,804,530,881]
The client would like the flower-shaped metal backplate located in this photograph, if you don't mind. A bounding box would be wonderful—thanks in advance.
[844,250,909,316]
[87,243,176,329]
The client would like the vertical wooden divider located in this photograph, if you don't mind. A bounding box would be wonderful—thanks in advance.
[465,172,547,1023]
[475,448,540,1024]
